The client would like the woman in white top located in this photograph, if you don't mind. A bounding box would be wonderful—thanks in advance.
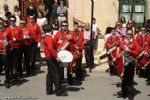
[37,11,47,33]
[13,5,21,26]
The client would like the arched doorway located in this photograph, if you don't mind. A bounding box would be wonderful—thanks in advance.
[18,0,42,18]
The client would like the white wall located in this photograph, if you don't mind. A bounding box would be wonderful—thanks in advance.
[0,0,19,15]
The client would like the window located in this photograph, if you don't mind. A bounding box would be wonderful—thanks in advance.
[119,0,146,26]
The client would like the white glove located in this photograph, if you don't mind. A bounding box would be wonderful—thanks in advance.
[3,40,8,46]
[26,35,30,39]
[13,38,16,41]
[37,42,41,48]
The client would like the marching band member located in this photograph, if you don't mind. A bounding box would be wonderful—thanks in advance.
[104,27,122,76]
[42,24,67,96]
[136,27,149,78]
[53,21,74,85]
[71,22,84,81]
[146,33,150,85]
[26,15,42,70]
[117,29,141,98]
[6,15,23,81]
[0,17,12,88]
[19,17,32,76]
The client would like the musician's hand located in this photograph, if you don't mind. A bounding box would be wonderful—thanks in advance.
[75,46,79,49]
[26,35,30,39]
[13,38,16,42]
[56,57,60,62]
[125,47,129,52]
[113,58,116,62]
[144,51,148,55]
[37,42,41,48]
[3,40,8,46]
[67,35,72,40]
[58,39,63,43]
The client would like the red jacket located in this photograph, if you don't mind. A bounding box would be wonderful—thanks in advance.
[6,26,23,49]
[69,31,84,53]
[136,34,149,52]
[43,34,58,60]
[26,23,41,43]
[21,27,32,46]
[53,31,73,49]
[0,29,12,53]
[122,38,141,61]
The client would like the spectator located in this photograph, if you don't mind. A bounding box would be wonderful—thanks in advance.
[0,4,10,20]
[13,5,21,26]
[52,19,59,36]
[26,2,38,19]
[120,16,126,28]
[38,2,48,17]
[37,11,47,33]
[57,0,68,25]
[51,0,59,24]
[92,18,101,52]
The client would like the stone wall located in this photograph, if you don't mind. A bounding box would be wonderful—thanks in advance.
[68,0,119,34]
[147,0,150,19]
[0,0,19,15]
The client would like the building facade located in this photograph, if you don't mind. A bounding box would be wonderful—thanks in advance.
[0,0,150,34]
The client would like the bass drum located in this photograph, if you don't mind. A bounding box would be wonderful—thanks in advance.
[58,50,73,63]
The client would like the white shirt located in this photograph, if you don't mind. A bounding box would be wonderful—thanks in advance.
[92,23,99,36]
[37,17,47,32]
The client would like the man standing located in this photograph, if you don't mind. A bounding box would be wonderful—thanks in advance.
[42,24,67,96]
[6,15,23,80]
[27,15,41,71]
[19,17,32,76]
[53,21,73,85]
[0,17,12,88]
[119,29,141,98]
[92,18,100,52]
[84,22,94,72]
[71,22,84,81]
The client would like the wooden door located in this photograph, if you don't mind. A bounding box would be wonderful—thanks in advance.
[19,0,42,18]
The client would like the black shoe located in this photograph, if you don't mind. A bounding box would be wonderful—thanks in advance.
[117,92,127,99]
[5,83,10,89]
[47,92,53,95]
[67,74,73,85]
[56,92,68,96]
[132,81,138,85]
[146,81,150,85]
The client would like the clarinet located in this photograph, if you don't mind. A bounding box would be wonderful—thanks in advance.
[124,50,133,66]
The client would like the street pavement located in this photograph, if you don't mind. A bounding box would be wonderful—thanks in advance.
[0,39,150,100]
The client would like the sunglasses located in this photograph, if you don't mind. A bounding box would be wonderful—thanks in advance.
[10,20,16,22]
[127,34,133,36]
[62,25,68,27]
[141,29,145,31]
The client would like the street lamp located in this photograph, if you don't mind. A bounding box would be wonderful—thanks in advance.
[90,0,94,72]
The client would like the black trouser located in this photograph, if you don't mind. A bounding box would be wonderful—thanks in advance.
[0,61,3,74]
[75,54,84,80]
[146,64,150,81]
[0,54,10,83]
[109,63,118,75]
[46,58,61,94]
[30,42,37,69]
[23,45,31,75]
[84,45,94,67]
[122,62,135,95]
[58,62,64,81]
[36,47,41,60]
[9,48,22,78]
[18,46,23,75]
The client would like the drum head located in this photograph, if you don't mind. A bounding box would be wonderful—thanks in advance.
[58,50,73,63]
